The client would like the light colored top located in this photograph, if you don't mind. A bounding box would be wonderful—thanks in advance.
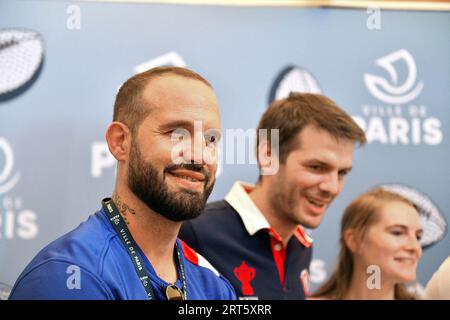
[424,256,450,300]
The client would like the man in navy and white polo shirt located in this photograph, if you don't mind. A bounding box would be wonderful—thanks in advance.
[180,93,366,299]
[10,67,236,300]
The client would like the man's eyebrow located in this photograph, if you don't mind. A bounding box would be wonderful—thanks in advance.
[341,166,352,173]
[302,159,329,165]
[158,120,222,134]
[158,120,194,131]
[302,159,353,172]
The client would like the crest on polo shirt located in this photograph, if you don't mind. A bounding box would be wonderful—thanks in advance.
[300,269,310,297]
[234,261,256,296]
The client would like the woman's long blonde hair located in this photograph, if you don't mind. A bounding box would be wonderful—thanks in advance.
[310,188,419,300]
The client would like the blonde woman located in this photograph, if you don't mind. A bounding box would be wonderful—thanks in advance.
[311,188,423,300]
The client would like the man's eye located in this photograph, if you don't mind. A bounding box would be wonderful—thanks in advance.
[390,230,403,236]
[205,135,218,145]
[338,170,349,177]
[170,130,189,141]
[171,132,182,139]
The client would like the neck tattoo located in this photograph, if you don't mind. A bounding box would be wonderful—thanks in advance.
[112,193,136,225]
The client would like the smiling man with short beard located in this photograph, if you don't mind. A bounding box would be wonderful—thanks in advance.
[180,93,367,300]
[127,137,214,222]
[9,67,236,300]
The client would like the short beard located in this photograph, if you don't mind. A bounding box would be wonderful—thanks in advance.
[268,168,305,227]
[127,140,215,222]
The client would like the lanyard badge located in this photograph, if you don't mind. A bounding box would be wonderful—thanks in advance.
[102,198,188,300]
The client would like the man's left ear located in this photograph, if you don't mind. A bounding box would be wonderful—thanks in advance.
[258,140,280,176]
[105,121,132,162]
[258,140,271,167]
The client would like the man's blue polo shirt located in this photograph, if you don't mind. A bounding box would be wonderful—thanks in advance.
[9,206,236,300]
[179,181,313,300]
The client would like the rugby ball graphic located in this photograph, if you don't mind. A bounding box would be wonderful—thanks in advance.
[0,28,45,99]
[381,183,447,249]
[268,65,322,104]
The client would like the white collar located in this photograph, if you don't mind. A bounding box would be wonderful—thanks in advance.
[224,181,313,247]
[225,181,270,236]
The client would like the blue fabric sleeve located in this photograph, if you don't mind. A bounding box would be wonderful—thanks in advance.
[9,259,114,300]
[220,275,238,300]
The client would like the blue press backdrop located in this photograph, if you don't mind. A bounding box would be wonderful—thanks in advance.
[0,0,449,295]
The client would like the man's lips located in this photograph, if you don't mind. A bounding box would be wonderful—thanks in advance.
[168,169,206,182]
[305,196,330,208]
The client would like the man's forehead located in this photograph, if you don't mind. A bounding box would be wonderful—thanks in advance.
[146,81,216,112]
[144,103,221,131]
[142,74,215,103]
[296,125,348,145]
[156,113,221,131]
[293,127,353,163]
[139,74,220,122]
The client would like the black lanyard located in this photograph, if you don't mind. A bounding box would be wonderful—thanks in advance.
[101,198,188,300]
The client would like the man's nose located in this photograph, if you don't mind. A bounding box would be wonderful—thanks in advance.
[183,132,205,165]
[319,172,340,197]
